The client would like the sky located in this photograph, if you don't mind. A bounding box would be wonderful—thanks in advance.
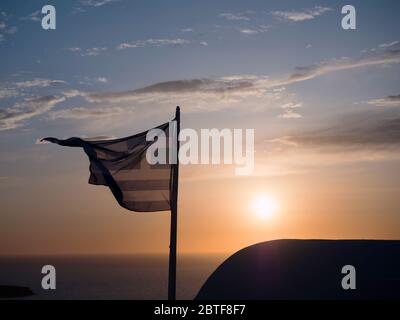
[0,0,400,255]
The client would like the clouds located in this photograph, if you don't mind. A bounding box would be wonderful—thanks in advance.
[0,88,18,99]
[278,110,302,119]
[80,0,120,7]
[1,40,400,131]
[96,77,108,83]
[67,47,108,57]
[67,47,82,53]
[272,6,332,22]
[367,94,400,107]
[281,102,302,109]
[74,76,109,86]
[239,25,270,35]
[39,44,400,119]
[65,4,338,57]
[67,38,192,57]
[0,78,67,102]
[61,76,269,105]
[0,96,65,131]
[49,106,127,120]
[73,0,120,12]
[294,117,400,147]
[15,79,66,89]
[35,76,279,121]
[117,38,190,50]
[274,109,400,150]
[84,47,108,57]
[217,11,273,37]
[84,42,400,106]
[0,11,18,43]
[219,13,250,21]
[281,49,400,86]
[0,78,68,130]
[378,41,400,49]
[278,102,303,119]
[20,10,41,22]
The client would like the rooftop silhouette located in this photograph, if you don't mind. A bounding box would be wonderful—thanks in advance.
[196,240,400,300]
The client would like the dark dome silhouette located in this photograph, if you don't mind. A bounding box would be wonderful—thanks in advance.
[0,285,34,298]
[196,240,400,300]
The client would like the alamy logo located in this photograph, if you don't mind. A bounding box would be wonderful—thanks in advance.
[341,265,356,290]
[41,5,56,30]
[341,5,356,30]
[146,121,255,175]
[41,265,56,290]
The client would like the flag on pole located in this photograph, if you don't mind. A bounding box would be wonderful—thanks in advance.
[43,107,180,300]
[42,120,177,212]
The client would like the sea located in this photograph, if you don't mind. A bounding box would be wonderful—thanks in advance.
[0,254,226,300]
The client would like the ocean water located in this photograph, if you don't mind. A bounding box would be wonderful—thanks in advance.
[0,254,226,300]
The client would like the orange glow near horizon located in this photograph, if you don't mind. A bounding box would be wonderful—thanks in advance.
[1,162,400,256]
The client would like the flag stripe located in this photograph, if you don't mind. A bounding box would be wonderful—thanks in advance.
[114,169,171,181]
[123,201,171,212]
[118,179,170,191]
[123,190,169,202]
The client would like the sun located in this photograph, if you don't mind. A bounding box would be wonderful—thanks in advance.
[252,195,279,219]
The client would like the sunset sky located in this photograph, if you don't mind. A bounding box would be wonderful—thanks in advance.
[1,0,400,256]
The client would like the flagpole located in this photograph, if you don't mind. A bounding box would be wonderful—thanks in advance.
[168,106,180,300]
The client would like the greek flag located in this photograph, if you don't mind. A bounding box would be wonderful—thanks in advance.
[42,121,177,212]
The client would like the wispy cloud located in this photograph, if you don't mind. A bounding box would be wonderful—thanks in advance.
[280,50,400,86]
[61,76,270,104]
[80,0,120,7]
[277,101,303,119]
[0,11,18,43]
[0,78,66,102]
[239,25,270,35]
[367,94,400,107]
[0,78,67,100]
[267,109,400,169]
[272,6,332,22]
[76,76,110,86]
[67,47,108,57]
[219,12,250,21]
[278,109,302,119]
[0,87,18,99]
[0,96,65,131]
[280,113,400,148]
[281,102,302,109]
[96,77,108,83]
[85,47,108,56]
[362,40,400,54]
[73,0,120,13]
[15,79,66,88]
[378,40,400,48]
[67,47,82,53]
[77,45,400,104]
[117,38,190,50]
[4,26,17,35]
[49,106,128,120]
[2,43,400,131]
[20,10,41,22]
